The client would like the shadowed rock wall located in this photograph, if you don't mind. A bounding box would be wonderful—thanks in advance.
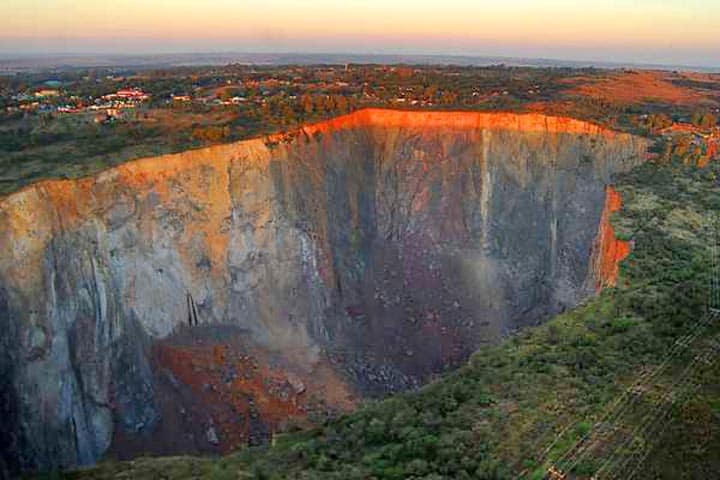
[0,109,647,472]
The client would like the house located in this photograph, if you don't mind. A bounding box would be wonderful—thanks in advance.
[116,89,149,99]
[57,106,81,113]
[104,89,150,101]
[20,102,39,111]
[34,89,60,98]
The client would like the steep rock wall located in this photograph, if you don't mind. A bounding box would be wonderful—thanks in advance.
[591,186,631,289]
[0,110,647,472]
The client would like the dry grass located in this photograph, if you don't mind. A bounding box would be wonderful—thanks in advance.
[564,70,716,106]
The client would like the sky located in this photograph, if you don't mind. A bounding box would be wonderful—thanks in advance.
[2,0,719,67]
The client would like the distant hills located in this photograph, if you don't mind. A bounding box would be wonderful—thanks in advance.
[1,52,719,74]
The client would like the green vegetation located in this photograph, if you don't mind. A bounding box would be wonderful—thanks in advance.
[652,134,706,166]
[0,114,179,194]
[55,160,720,479]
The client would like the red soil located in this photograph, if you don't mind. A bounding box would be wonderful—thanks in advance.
[565,71,713,106]
[153,340,355,452]
[593,186,631,290]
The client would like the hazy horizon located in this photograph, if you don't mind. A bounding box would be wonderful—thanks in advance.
[2,51,719,74]
[2,0,719,68]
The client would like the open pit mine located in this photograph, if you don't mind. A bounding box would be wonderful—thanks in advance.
[0,109,647,473]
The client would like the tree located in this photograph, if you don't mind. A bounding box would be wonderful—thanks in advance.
[691,111,717,130]
[192,125,229,143]
[219,87,241,101]
[645,113,672,133]
[300,94,314,115]
[424,85,439,100]
[335,95,349,113]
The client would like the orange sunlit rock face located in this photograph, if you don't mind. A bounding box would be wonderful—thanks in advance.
[268,108,623,141]
[593,186,631,290]
[704,138,718,167]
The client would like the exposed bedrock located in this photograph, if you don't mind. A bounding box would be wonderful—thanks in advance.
[0,109,647,472]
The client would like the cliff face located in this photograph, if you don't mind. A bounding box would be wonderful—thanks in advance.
[0,109,647,473]
[591,186,631,289]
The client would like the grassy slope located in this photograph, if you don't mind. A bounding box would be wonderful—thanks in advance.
[59,161,720,480]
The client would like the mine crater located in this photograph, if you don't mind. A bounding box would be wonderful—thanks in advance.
[0,109,648,470]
